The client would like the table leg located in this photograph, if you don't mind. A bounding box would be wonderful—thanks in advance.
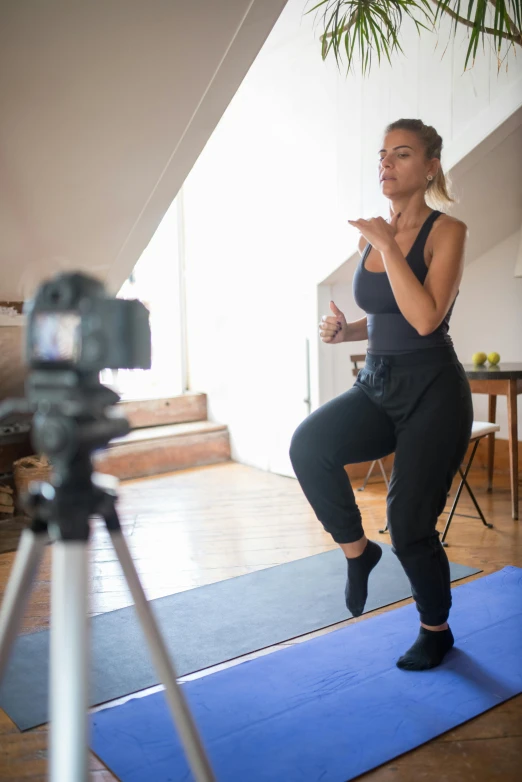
[507,380,519,520]
[487,394,497,492]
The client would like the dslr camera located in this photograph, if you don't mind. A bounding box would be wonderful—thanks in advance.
[20,272,151,467]
[26,272,151,374]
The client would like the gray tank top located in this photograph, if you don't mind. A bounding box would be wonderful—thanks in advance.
[352,210,455,355]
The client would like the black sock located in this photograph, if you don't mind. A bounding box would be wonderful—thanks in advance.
[396,626,454,671]
[345,540,382,617]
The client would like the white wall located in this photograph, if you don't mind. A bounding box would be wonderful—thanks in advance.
[102,196,185,400]
[183,1,344,474]
[182,0,522,475]
[516,229,522,277]
[452,231,522,438]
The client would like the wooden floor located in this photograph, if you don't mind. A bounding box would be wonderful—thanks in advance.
[0,462,521,781]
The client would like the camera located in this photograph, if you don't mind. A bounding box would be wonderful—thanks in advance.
[11,271,153,464]
[25,272,151,373]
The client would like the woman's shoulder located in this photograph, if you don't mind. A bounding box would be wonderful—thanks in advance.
[430,213,468,251]
[425,213,467,267]
[433,212,467,236]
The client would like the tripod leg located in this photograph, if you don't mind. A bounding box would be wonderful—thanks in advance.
[49,541,89,782]
[0,528,48,681]
[109,527,216,782]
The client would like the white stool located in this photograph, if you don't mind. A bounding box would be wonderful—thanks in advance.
[378,421,500,543]
[440,421,500,546]
[357,459,389,492]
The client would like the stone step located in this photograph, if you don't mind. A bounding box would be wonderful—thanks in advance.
[119,393,207,429]
[94,419,231,481]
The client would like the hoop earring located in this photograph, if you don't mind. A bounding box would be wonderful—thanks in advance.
[426,175,433,182]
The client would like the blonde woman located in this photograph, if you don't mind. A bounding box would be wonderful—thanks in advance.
[289,119,473,671]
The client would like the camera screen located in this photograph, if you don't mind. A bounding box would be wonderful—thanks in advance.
[32,313,81,362]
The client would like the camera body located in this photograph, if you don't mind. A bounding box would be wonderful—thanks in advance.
[25,273,151,373]
[15,272,152,464]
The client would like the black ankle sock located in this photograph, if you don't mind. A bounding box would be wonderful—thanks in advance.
[396,626,454,671]
[345,540,382,617]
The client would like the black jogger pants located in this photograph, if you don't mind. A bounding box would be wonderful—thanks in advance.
[289,346,473,627]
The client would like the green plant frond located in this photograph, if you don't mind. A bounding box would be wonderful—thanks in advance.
[433,0,460,34]
[412,18,435,33]
[344,14,359,65]
[464,23,481,69]
[309,1,428,73]
[497,0,522,45]
[305,0,326,12]
[366,13,386,63]
[494,4,507,53]
[370,5,405,48]
[512,0,522,29]
[310,0,522,75]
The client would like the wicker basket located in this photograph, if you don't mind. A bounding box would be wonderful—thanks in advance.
[0,484,14,518]
[13,455,52,514]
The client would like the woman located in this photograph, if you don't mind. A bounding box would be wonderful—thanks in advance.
[289,118,473,671]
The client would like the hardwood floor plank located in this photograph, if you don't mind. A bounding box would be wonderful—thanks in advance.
[361,735,522,782]
[0,462,520,781]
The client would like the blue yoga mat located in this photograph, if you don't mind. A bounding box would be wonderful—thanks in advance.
[1,544,479,731]
[91,566,522,782]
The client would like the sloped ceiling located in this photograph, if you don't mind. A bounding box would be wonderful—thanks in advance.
[0,0,288,300]
[450,108,522,265]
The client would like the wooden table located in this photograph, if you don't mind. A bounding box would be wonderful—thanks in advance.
[463,363,522,520]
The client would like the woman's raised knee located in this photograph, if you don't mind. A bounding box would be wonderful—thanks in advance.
[289,419,326,473]
[289,423,311,469]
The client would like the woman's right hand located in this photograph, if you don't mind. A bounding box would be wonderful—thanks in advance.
[318,301,348,344]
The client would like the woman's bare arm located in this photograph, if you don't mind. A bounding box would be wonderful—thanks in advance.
[320,236,369,344]
[344,316,368,342]
[380,218,467,336]
[344,234,369,341]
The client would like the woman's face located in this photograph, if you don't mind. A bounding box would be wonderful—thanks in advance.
[378,129,438,199]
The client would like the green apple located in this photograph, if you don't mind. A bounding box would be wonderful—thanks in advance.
[487,352,501,365]
[472,352,487,365]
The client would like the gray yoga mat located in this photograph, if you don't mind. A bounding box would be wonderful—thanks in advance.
[0,543,480,731]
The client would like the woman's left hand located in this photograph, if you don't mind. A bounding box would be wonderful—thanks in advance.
[348,212,400,253]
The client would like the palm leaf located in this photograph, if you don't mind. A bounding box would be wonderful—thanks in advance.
[307,0,522,74]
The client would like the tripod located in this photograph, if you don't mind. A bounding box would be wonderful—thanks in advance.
[0,399,216,782]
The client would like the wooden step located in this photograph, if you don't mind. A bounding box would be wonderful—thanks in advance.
[94,420,231,481]
[119,393,207,429]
